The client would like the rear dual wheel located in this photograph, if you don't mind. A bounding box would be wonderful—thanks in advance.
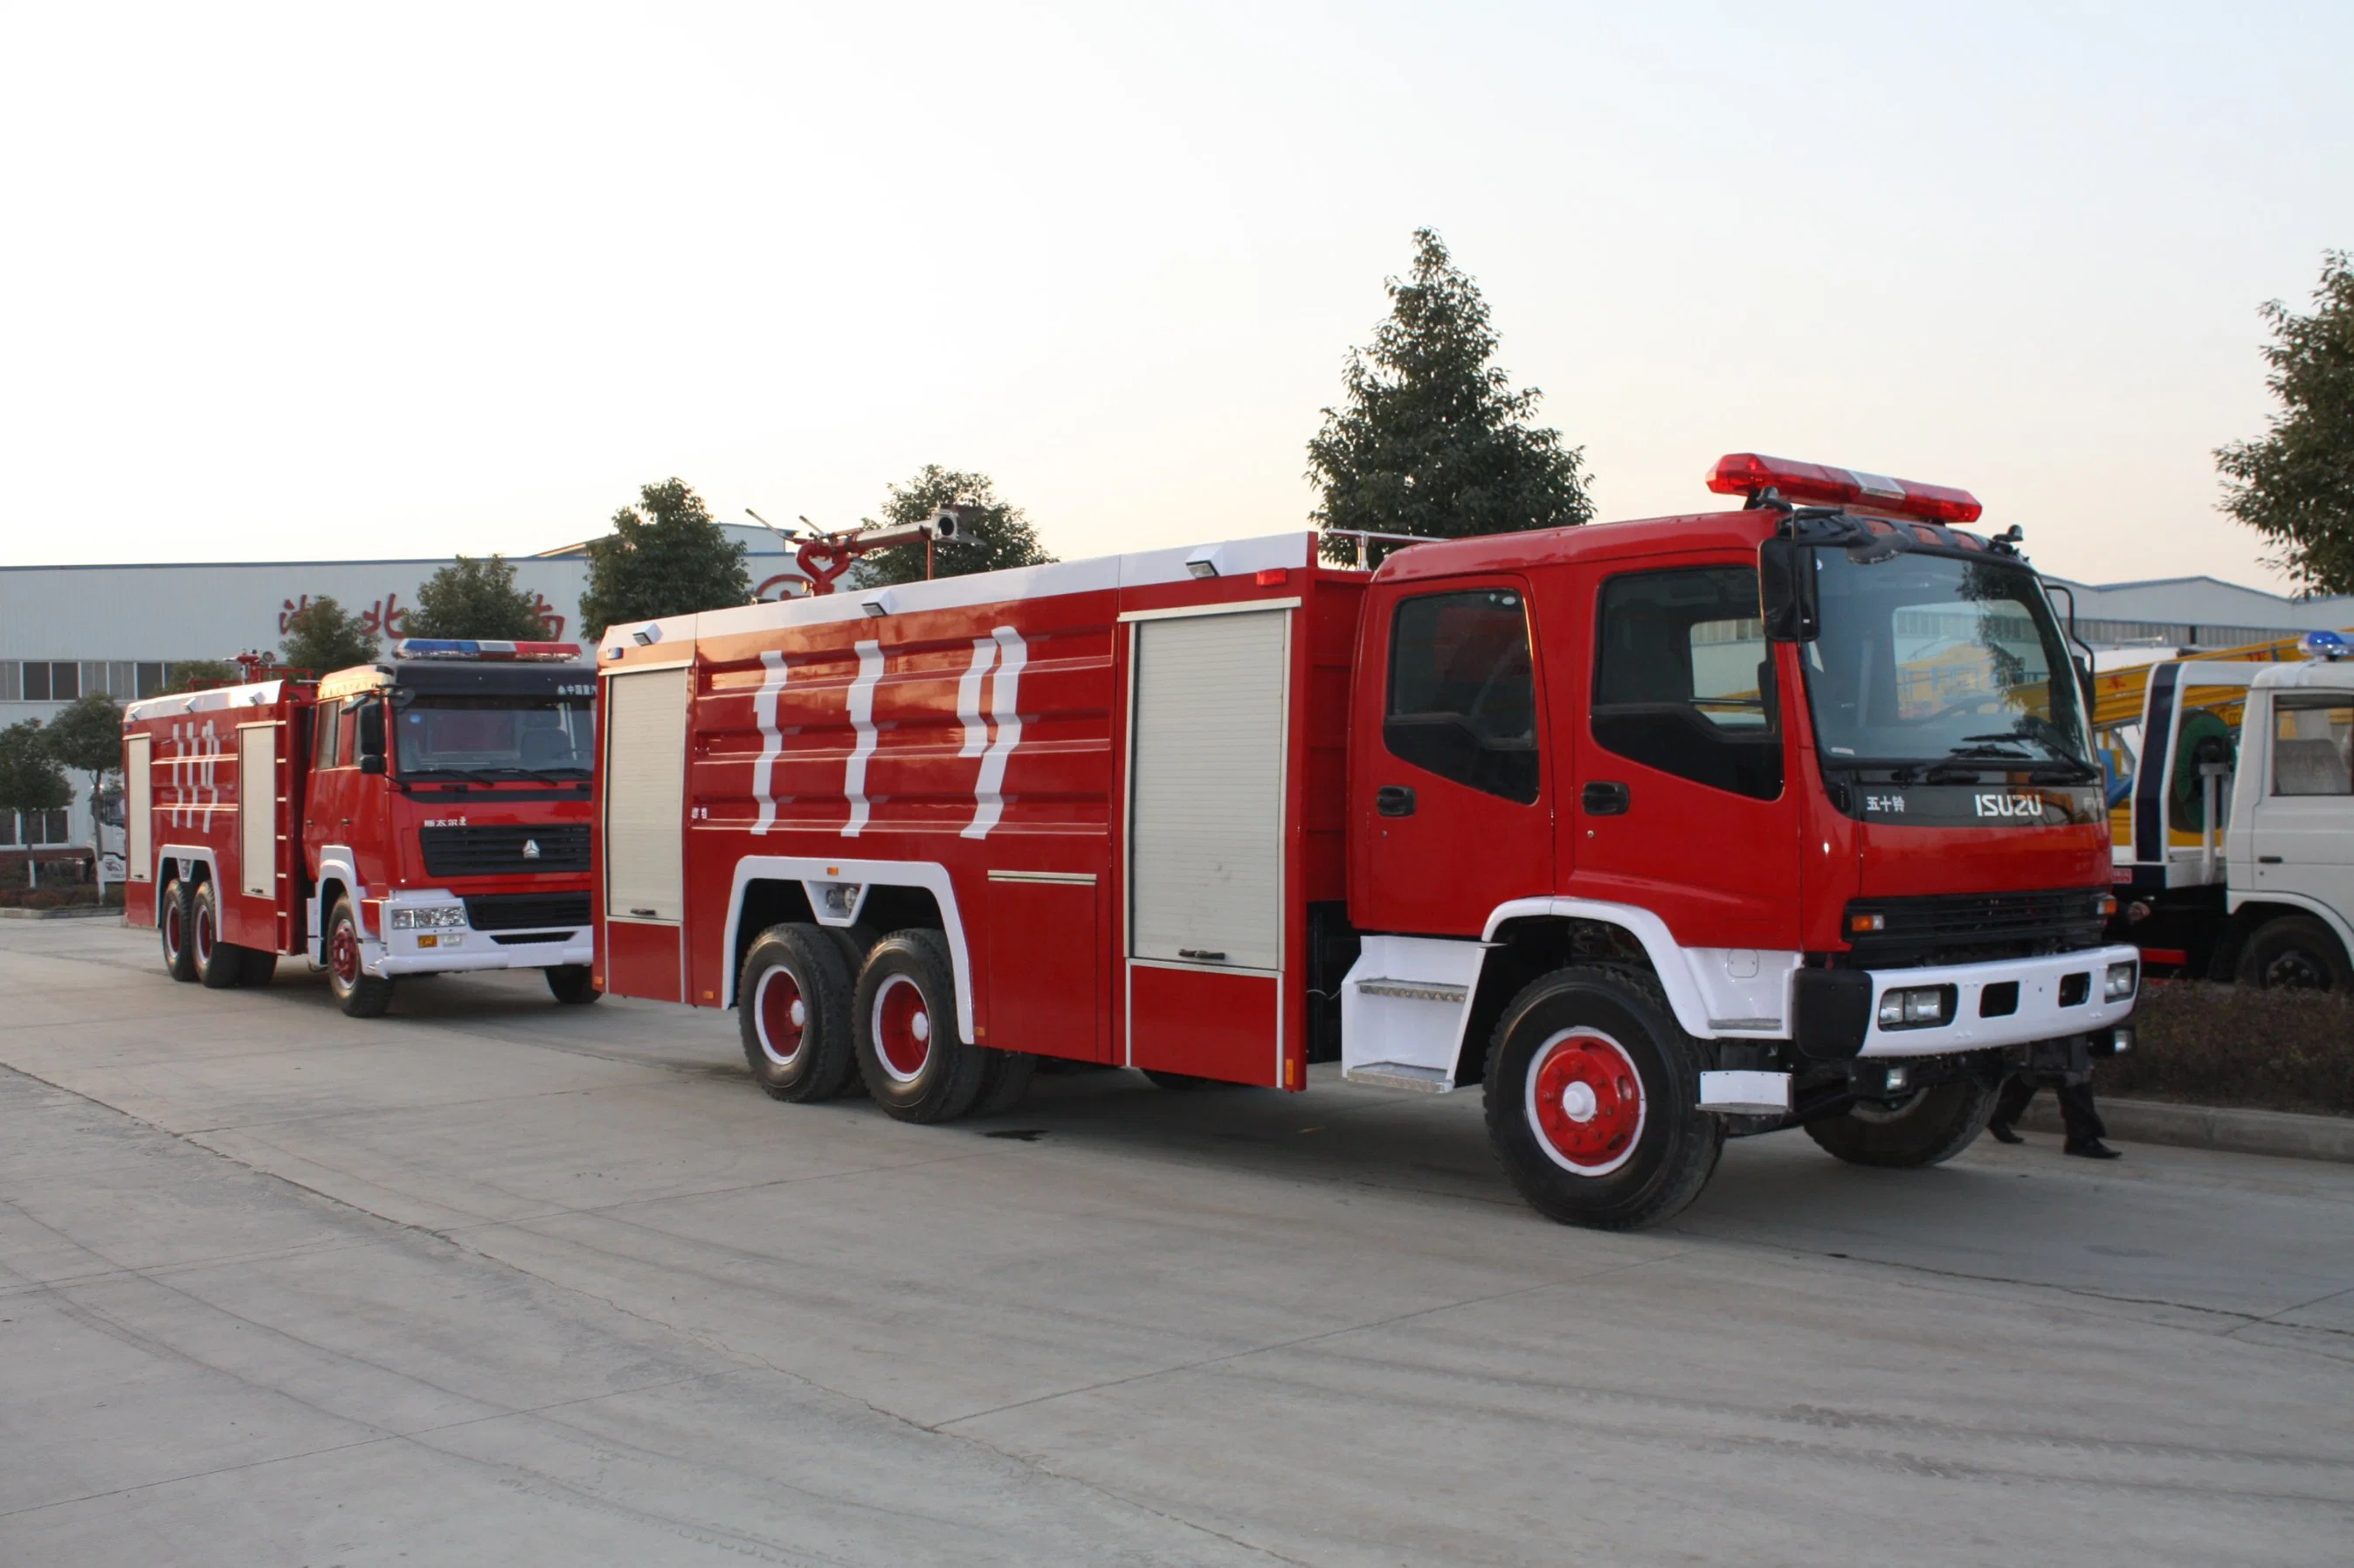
[160,877,197,982]
[738,923,859,1102]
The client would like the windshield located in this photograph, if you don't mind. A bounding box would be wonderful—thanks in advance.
[394,695,594,779]
[1800,549,2092,771]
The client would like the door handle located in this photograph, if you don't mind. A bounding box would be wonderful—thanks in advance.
[2257,854,2283,864]
[1581,780,1630,816]
[1376,785,1417,818]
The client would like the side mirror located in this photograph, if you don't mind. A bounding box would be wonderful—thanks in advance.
[1758,538,1819,642]
[355,701,386,770]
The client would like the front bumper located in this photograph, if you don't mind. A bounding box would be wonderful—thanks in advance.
[1856,943,2140,1058]
[362,891,590,978]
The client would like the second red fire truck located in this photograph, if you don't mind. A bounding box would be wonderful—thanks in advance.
[121,640,600,1015]
[593,454,2140,1229]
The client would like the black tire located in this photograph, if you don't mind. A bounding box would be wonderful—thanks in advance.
[825,922,878,973]
[1141,1069,1243,1091]
[737,924,858,1102]
[972,1049,1039,1116]
[160,876,197,983]
[239,946,280,987]
[1481,966,1722,1231]
[854,929,985,1122]
[325,897,394,1019]
[2235,915,2353,992]
[192,881,246,990]
[1804,1078,1998,1168]
[546,965,601,1005]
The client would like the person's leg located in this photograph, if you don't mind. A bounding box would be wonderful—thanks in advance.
[2058,1081,2118,1157]
[1988,1074,2033,1142]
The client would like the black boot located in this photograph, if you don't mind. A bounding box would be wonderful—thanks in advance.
[2065,1138,2122,1160]
[1987,1119,2024,1145]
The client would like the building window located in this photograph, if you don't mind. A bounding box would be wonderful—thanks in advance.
[137,662,171,698]
[0,662,17,702]
[1,810,72,847]
[19,662,80,702]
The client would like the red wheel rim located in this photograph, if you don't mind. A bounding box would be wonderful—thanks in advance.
[873,974,932,1081]
[1527,1030,1646,1176]
[755,966,808,1066]
[194,901,215,970]
[330,922,360,986]
[162,899,183,963]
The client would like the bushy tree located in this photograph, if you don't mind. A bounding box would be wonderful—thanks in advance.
[2218,252,2354,594]
[43,694,123,889]
[408,554,546,640]
[578,478,751,639]
[852,466,1055,587]
[1307,228,1592,563]
[163,660,240,694]
[0,719,70,882]
[278,596,380,673]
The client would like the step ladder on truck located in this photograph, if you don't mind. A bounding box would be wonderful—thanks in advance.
[2105,632,2354,990]
[591,455,2140,1230]
[120,640,603,1015]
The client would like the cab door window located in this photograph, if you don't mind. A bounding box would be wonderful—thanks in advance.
[1592,566,1782,800]
[2273,698,2353,796]
[1385,589,1539,804]
[313,705,342,770]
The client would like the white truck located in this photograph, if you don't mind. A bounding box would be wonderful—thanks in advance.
[2111,639,2354,990]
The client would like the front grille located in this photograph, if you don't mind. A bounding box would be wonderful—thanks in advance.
[418,824,589,877]
[1844,888,2109,968]
[464,892,591,932]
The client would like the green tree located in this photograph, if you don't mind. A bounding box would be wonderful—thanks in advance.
[43,694,124,890]
[852,466,1055,587]
[408,554,546,640]
[1307,228,1592,563]
[163,660,240,694]
[278,596,380,673]
[0,719,71,885]
[578,479,751,639]
[2218,252,2354,594]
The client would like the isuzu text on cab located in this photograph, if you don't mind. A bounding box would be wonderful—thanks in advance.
[592,455,2137,1228]
[121,639,600,1015]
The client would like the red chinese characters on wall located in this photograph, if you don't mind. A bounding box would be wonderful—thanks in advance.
[276,591,567,641]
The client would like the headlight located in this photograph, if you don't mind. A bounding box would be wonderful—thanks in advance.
[390,905,466,930]
[1876,984,1956,1029]
[2105,961,2137,1002]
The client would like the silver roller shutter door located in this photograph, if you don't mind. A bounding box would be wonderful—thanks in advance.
[1129,610,1288,972]
[604,667,689,922]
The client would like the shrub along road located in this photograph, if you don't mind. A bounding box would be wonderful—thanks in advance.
[2,920,2351,1566]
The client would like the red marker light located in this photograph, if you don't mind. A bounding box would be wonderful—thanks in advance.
[1706,452,1985,525]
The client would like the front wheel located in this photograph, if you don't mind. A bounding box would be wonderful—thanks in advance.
[2236,915,2353,992]
[546,965,601,1005]
[1803,1078,1998,1168]
[326,898,395,1018]
[1482,967,1721,1231]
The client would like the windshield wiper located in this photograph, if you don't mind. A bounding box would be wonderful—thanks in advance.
[1944,743,2034,762]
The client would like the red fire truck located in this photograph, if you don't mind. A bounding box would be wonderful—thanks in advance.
[592,455,2139,1228]
[121,640,600,1016]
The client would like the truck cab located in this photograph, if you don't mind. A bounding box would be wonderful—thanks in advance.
[1338,454,2138,1225]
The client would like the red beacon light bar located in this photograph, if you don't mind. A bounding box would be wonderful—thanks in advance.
[1706,452,1985,526]
[391,639,583,662]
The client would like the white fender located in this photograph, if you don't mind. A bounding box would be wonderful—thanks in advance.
[725,856,974,1039]
[1481,897,1798,1041]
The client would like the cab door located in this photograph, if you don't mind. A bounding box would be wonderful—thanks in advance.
[1350,577,1555,937]
[2249,690,2354,920]
[1567,557,1800,952]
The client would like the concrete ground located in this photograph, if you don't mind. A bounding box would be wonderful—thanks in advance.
[2,921,2349,1567]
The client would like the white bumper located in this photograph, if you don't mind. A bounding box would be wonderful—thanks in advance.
[364,892,591,978]
[1857,944,2139,1058]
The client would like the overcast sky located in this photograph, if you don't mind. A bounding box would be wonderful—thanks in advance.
[3,1,2349,591]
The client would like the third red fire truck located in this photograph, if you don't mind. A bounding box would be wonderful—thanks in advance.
[121,640,599,1015]
[593,456,2140,1229]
